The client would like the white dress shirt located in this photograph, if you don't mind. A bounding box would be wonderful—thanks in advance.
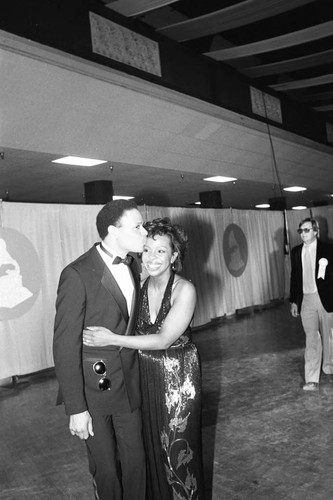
[302,239,317,294]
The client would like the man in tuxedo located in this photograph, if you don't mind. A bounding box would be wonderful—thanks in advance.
[53,199,147,499]
[290,217,333,391]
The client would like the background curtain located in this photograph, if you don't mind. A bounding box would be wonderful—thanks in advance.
[0,202,100,379]
[144,206,285,323]
[0,201,330,379]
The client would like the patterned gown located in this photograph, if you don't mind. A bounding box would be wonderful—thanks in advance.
[136,272,204,500]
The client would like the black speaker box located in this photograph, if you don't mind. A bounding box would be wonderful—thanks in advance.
[199,190,222,208]
[313,200,328,207]
[84,181,113,205]
[269,196,286,210]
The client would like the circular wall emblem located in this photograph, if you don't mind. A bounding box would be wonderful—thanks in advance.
[0,228,41,320]
[223,224,248,277]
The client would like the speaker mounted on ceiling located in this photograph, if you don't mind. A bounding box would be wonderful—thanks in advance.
[84,181,114,205]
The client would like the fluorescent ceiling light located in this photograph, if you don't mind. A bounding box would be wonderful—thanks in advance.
[195,201,201,205]
[52,156,108,166]
[292,206,307,210]
[113,195,134,200]
[283,186,307,192]
[203,176,237,183]
[256,203,270,208]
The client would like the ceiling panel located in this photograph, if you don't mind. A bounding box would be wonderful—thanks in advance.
[1,2,333,211]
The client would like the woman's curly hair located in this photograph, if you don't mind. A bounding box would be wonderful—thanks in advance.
[143,217,188,272]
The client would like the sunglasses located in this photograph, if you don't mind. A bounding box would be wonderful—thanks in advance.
[297,228,312,234]
[93,360,111,391]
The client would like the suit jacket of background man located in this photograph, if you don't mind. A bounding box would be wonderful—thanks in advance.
[53,243,141,416]
[290,239,333,315]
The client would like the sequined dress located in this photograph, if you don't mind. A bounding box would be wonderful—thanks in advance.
[137,272,204,500]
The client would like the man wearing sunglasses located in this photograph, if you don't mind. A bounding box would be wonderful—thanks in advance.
[290,217,333,391]
[53,199,147,499]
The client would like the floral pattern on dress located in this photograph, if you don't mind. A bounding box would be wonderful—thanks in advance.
[161,356,198,500]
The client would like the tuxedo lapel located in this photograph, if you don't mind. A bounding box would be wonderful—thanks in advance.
[90,244,129,321]
[101,266,129,321]
[316,240,324,261]
[296,245,302,265]
[315,240,325,279]
[294,245,302,277]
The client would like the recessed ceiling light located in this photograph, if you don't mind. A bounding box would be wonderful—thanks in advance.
[283,186,307,192]
[52,156,108,166]
[203,176,237,183]
[113,195,134,200]
[292,206,307,210]
[256,203,270,208]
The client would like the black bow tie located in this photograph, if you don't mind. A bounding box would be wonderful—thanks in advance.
[112,255,133,266]
[100,244,133,266]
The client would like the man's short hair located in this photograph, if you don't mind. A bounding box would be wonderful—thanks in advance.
[299,217,319,235]
[96,199,138,239]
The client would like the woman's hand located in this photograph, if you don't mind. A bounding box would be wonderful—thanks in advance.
[83,326,115,347]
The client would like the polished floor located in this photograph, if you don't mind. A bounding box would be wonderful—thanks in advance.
[2,301,333,499]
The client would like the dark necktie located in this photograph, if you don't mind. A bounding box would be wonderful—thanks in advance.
[113,255,133,266]
[100,244,133,266]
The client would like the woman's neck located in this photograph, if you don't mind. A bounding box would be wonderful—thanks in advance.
[149,270,172,291]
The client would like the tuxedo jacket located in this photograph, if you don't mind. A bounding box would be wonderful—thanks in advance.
[290,239,333,314]
[53,244,141,416]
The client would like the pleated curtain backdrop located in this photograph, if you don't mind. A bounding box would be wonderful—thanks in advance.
[0,201,327,379]
[144,206,285,322]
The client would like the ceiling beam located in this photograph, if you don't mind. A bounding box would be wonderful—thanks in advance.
[205,21,333,61]
[242,49,333,78]
[106,0,178,17]
[157,0,314,42]
[270,74,333,91]
[313,105,333,112]
[300,90,333,102]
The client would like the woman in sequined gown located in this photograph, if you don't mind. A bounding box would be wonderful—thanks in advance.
[83,218,204,500]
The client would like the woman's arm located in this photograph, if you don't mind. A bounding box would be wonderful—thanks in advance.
[83,280,196,350]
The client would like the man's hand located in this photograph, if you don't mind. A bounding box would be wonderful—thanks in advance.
[290,303,299,317]
[69,411,94,440]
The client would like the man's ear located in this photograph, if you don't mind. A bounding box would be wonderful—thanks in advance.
[107,225,117,237]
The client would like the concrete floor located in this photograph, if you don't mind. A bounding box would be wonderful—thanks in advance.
[208,302,333,500]
[1,301,333,499]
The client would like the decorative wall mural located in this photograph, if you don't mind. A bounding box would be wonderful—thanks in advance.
[223,224,248,277]
[250,86,282,124]
[89,11,162,77]
[0,228,41,320]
